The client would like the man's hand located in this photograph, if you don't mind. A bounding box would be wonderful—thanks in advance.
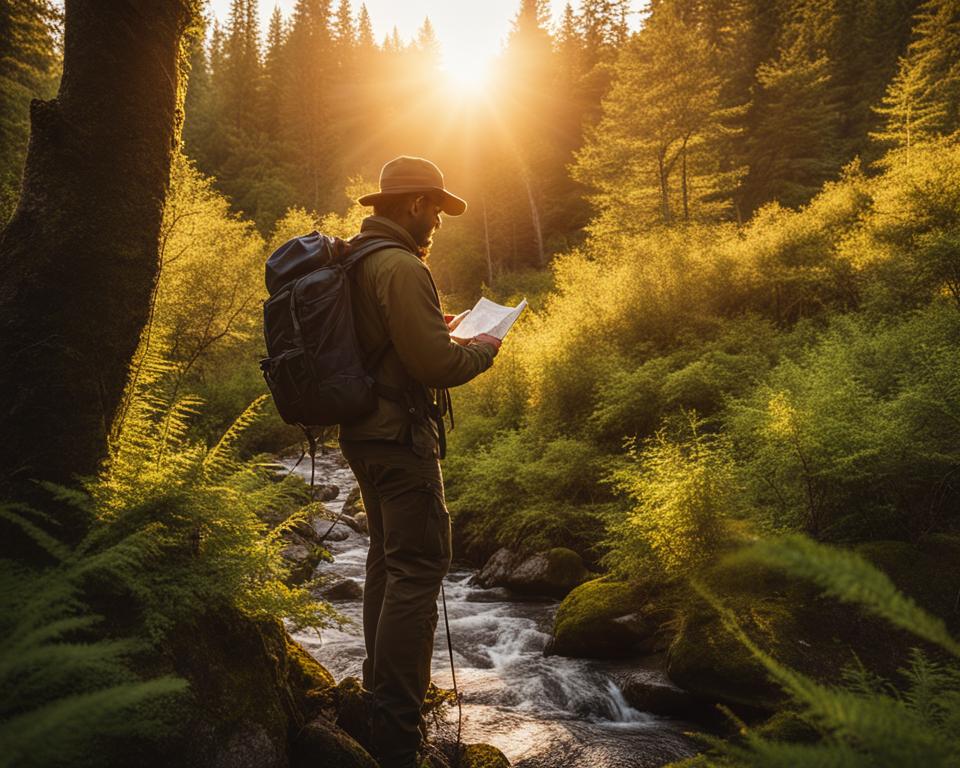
[446,310,471,346]
[471,333,501,355]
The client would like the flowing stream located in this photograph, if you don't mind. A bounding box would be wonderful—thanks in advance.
[287,451,699,768]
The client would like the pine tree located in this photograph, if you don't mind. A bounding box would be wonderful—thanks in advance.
[282,0,338,212]
[182,15,214,169]
[356,3,375,52]
[741,32,843,211]
[333,0,356,71]
[873,0,960,155]
[574,1,737,228]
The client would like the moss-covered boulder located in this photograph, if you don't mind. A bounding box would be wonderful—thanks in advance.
[551,578,672,658]
[476,547,590,597]
[664,539,958,712]
[291,717,377,768]
[459,743,511,767]
[151,609,345,768]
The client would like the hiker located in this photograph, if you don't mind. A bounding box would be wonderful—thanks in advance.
[339,156,501,768]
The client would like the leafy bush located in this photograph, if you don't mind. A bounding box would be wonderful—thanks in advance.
[728,303,960,540]
[604,413,739,579]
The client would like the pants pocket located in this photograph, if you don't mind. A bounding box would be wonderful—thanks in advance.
[422,490,451,563]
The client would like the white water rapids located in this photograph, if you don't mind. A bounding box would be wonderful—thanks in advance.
[287,451,699,767]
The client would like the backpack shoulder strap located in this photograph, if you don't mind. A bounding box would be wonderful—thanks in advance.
[340,235,414,272]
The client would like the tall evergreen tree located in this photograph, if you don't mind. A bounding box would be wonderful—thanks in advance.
[574,2,737,228]
[333,0,356,71]
[357,3,376,52]
[873,0,960,154]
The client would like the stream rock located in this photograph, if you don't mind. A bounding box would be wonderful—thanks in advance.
[321,578,364,601]
[615,668,715,720]
[550,578,672,658]
[476,547,590,598]
[343,485,364,516]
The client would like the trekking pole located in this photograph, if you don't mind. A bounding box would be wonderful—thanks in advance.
[441,582,462,763]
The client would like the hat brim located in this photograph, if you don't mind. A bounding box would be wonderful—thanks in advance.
[357,186,467,216]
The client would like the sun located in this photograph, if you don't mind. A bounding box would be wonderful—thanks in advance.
[441,47,495,95]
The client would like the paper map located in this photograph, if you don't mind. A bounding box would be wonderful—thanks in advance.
[450,297,528,341]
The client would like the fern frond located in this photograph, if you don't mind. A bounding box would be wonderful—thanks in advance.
[695,583,956,764]
[0,504,69,562]
[726,536,960,657]
[202,395,268,479]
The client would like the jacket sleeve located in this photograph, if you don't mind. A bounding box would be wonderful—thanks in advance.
[374,250,496,388]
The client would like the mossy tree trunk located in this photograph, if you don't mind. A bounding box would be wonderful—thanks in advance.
[0,1,196,498]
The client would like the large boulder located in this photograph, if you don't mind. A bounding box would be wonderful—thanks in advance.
[154,609,345,768]
[476,547,590,598]
[550,578,672,658]
[615,667,715,721]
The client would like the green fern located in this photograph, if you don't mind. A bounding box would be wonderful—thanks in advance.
[693,537,960,767]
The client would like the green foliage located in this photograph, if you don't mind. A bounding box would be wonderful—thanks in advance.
[604,413,738,579]
[0,505,187,768]
[446,428,610,560]
[102,345,337,639]
[0,0,61,223]
[694,536,960,767]
[728,304,960,540]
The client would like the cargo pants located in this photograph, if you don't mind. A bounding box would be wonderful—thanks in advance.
[339,439,453,768]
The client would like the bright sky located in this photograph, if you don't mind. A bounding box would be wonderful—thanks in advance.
[207,1,641,84]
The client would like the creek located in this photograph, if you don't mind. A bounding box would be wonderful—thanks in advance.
[287,451,700,768]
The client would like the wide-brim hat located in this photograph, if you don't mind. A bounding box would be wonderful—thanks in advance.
[358,155,468,216]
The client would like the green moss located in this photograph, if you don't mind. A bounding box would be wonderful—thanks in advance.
[552,578,666,658]
[458,743,510,768]
[544,547,589,582]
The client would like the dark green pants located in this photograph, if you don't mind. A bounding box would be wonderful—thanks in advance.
[339,439,452,768]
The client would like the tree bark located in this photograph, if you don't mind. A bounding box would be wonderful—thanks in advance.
[0,1,196,492]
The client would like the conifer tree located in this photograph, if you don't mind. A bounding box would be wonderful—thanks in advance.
[574,1,736,227]
[333,0,356,71]
[357,4,376,52]
[873,0,960,155]
[741,31,843,211]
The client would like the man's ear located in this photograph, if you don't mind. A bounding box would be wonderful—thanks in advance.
[410,194,426,215]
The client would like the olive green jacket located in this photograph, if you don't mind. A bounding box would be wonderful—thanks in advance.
[338,216,496,457]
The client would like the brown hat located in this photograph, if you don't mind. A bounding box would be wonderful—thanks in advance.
[358,156,467,216]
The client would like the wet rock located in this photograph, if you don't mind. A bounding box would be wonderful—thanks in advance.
[551,579,672,658]
[282,532,322,585]
[616,669,713,720]
[309,483,340,502]
[291,716,377,768]
[321,578,363,601]
[476,547,590,598]
[320,523,351,542]
[354,511,368,534]
[343,485,365,516]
